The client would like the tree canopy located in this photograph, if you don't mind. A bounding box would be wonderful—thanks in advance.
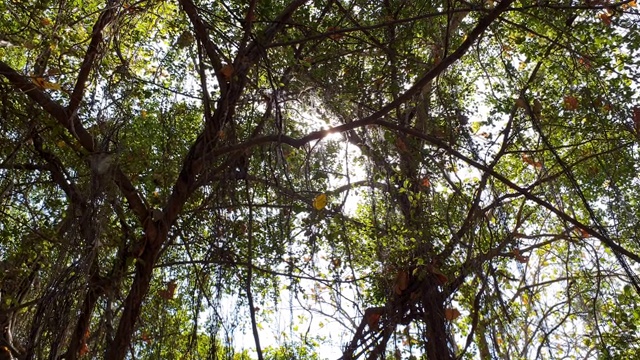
[1,0,640,359]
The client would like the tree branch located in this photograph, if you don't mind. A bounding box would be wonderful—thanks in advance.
[178,0,227,93]
[0,61,148,224]
[375,119,640,265]
[68,1,119,113]
[211,0,515,153]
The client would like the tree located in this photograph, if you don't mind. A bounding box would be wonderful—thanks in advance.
[1,0,640,359]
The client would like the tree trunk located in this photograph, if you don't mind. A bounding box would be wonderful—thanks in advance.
[105,222,165,360]
[66,266,105,360]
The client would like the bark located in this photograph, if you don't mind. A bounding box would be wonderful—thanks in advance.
[66,272,106,360]
[105,221,165,360]
[423,284,453,360]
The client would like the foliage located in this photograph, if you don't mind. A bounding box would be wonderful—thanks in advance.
[1,0,640,359]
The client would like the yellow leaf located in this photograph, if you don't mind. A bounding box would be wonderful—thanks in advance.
[394,270,410,295]
[444,308,461,321]
[395,137,408,152]
[521,154,542,169]
[159,281,177,300]
[32,77,46,88]
[633,106,640,134]
[313,193,327,210]
[141,332,152,345]
[44,81,60,90]
[563,95,579,110]
[429,266,448,284]
[578,57,591,70]
[577,228,590,238]
[79,342,89,356]
[220,64,234,81]
[532,99,542,116]
[327,26,344,40]
[32,77,61,90]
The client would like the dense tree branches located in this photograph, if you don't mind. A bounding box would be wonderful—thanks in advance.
[1,0,640,359]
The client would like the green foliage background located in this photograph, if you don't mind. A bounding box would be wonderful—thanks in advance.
[1,0,640,359]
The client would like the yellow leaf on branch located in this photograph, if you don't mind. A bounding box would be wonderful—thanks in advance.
[32,77,62,91]
[563,95,579,110]
[313,193,327,210]
[444,308,461,320]
[599,13,612,27]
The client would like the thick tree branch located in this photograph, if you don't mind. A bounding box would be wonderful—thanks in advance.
[109,2,310,358]
[68,1,119,113]
[216,0,514,152]
[165,0,309,227]
[0,61,148,223]
[30,131,84,205]
[178,0,227,93]
[375,120,640,265]
[269,8,476,49]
